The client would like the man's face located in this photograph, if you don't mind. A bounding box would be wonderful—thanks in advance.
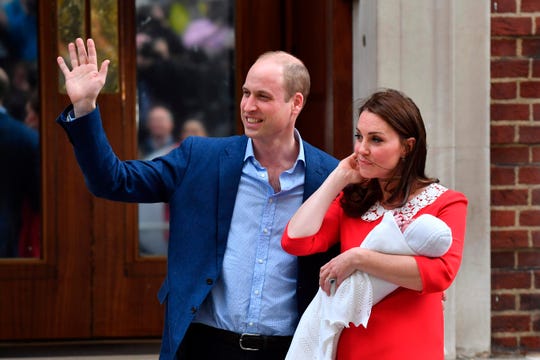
[240,59,298,143]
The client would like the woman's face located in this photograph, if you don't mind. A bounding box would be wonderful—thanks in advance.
[353,110,409,180]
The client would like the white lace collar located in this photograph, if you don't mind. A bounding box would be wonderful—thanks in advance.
[361,183,448,223]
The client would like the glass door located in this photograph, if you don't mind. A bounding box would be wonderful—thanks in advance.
[135,0,236,257]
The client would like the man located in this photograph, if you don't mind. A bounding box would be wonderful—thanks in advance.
[56,38,338,359]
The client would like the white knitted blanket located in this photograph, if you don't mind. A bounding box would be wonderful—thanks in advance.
[285,212,452,360]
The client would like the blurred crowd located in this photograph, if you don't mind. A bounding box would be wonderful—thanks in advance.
[136,0,233,255]
[136,0,235,158]
[0,0,236,257]
[0,0,40,258]
[0,0,38,127]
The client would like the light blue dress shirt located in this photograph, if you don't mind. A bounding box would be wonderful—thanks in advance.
[195,131,306,336]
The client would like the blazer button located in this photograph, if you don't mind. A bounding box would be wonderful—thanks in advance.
[191,307,197,314]
[206,278,213,285]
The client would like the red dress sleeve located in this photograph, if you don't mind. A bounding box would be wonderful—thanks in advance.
[281,195,344,256]
[414,189,468,293]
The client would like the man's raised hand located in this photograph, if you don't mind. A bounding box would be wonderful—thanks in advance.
[57,38,109,118]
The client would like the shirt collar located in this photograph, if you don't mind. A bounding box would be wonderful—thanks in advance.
[244,129,306,167]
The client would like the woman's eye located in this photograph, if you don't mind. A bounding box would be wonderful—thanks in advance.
[354,133,362,140]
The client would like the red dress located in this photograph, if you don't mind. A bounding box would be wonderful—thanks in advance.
[282,184,468,360]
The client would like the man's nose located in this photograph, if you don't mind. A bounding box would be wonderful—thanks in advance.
[242,96,256,111]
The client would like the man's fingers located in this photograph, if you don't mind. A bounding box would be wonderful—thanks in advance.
[57,56,70,75]
[87,38,97,65]
[99,59,110,77]
[68,42,78,68]
[75,38,89,65]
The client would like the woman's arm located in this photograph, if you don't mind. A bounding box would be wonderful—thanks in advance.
[319,248,422,295]
[319,191,468,295]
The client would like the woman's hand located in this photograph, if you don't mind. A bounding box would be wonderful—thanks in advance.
[57,38,109,117]
[320,247,423,295]
[286,153,366,239]
[334,153,367,185]
[319,247,365,295]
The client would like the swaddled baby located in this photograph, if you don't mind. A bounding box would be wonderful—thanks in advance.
[285,212,453,360]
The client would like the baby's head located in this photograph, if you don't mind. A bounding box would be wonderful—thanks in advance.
[403,214,452,257]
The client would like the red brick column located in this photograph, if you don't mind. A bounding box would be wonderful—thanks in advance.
[491,0,540,355]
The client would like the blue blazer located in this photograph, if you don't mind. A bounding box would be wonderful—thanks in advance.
[58,106,338,359]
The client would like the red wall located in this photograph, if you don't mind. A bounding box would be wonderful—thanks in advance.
[491,0,540,355]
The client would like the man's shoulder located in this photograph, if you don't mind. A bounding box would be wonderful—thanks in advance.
[179,135,248,159]
[185,134,247,148]
[302,140,338,165]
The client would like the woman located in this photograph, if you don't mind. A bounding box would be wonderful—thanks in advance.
[282,89,468,359]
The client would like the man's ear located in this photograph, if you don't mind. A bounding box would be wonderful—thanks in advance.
[292,92,304,114]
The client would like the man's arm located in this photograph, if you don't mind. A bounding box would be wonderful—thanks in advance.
[55,38,175,203]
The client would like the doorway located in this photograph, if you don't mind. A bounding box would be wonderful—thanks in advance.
[0,0,352,343]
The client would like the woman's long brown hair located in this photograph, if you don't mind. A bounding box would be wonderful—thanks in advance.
[340,89,439,217]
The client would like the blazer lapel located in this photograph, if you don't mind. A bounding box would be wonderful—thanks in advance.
[302,141,326,200]
[216,136,248,257]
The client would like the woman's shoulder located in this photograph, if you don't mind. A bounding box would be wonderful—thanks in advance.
[434,184,468,204]
[374,183,467,223]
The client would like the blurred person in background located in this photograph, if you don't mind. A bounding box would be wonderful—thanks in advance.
[0,65,39,257]
[23,89,38,131]
[180,117,207,141]
[139,104,176,159]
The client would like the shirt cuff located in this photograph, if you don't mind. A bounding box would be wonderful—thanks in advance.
[65,110,76,122]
